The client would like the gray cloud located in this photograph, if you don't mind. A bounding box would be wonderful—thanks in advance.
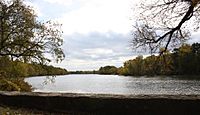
[63,32,133,60]
[188,32,200,44]
[57,32,136,70]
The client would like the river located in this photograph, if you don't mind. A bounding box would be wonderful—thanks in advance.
[24,74,200,95]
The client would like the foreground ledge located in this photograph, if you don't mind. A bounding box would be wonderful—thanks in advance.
[0,91,200,114]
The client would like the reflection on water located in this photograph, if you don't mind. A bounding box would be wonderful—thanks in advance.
[42,76,56,85]
[25,74,200,95]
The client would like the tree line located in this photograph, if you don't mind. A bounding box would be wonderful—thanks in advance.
[69,66,118,75]
[0,56,67,78]
[97,43,200,77]
[0,56,67,91]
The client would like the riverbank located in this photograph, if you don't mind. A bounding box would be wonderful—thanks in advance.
[1,91,200,114]
[0,105,93,114]
[0,105,52,114]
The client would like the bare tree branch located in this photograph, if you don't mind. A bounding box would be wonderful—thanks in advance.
[132,0,199,53]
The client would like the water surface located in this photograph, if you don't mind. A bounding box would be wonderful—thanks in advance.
[25,74,200,95]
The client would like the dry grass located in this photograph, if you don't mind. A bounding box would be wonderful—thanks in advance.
[0,105,60,115]
[0,105,97,115]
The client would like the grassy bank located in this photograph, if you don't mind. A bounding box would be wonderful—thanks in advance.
[0,56,68,92]
[0,105,98,115]
[0,105,53,115]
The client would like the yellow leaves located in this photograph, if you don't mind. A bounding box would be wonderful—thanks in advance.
[0,0,64,64]
[2,78,21,91]
[179,44,192,53]
[0,77,32,91]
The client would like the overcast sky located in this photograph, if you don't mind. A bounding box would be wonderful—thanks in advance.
[28,0,200,71]
[27,0,138,71]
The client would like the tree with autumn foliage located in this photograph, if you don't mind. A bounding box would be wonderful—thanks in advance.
[0,0,64,64]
